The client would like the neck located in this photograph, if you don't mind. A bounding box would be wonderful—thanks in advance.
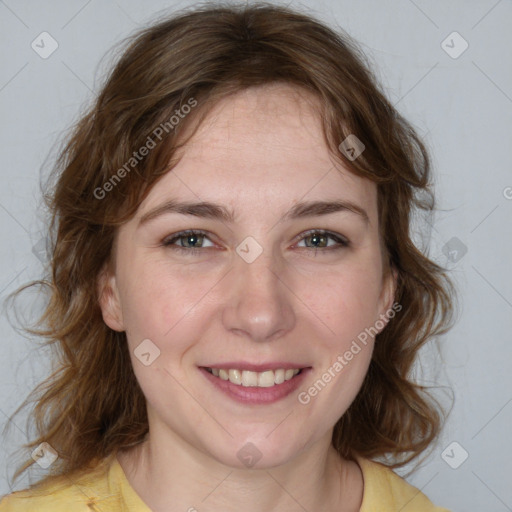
[118,429,363,512]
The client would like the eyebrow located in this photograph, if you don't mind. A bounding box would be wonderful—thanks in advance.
[138,199,370,226]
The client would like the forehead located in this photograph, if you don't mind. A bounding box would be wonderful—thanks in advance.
[139,84,377,223]
[180,84,329,166]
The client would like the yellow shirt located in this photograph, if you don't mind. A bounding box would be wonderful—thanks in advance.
[0,456,449,511]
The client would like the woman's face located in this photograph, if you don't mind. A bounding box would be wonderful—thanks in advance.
[99,84,396,468]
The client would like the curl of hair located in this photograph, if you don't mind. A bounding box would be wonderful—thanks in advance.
[9,1,455,487]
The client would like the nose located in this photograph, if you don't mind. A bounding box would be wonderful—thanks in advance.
[221,246,296,343]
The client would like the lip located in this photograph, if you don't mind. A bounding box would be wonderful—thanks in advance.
[201,361,310,372]
[199,366,312,405]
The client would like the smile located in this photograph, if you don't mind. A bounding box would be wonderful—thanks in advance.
[205,367,302,387]
[200,365,311,405]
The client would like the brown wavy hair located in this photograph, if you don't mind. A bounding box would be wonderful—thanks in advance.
[8,1,455,488]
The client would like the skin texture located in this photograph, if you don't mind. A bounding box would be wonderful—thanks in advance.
[99,83,396,512]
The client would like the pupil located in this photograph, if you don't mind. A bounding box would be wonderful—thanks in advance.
[186,235,200,247]
[309,234,325,247]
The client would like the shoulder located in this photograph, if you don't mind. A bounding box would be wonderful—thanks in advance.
[0,486,91,511]
[357,457,450,512]
[0,456,123,511]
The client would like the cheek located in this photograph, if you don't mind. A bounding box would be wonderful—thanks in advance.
[313,259,384,412]
[117,266,207,400]
[117,259,219,350]
[299,260,384,344]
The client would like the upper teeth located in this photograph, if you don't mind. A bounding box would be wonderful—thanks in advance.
[209,368,300,387]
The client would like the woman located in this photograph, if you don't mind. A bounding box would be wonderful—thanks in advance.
[1,3,454,511]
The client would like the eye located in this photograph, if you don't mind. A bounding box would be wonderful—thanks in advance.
[162,228,349,256]
[162,230,214,254]
[295,229,349,253]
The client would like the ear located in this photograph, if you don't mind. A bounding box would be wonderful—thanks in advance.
[376,266,398,332]
[97,263,125,332]
[379,266,398,313]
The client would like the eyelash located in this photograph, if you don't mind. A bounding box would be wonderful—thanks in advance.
[162,229,349,256]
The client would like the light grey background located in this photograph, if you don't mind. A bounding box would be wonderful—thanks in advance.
[1,0,511,510]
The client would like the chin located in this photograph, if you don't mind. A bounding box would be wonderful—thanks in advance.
[203,434,307,471]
